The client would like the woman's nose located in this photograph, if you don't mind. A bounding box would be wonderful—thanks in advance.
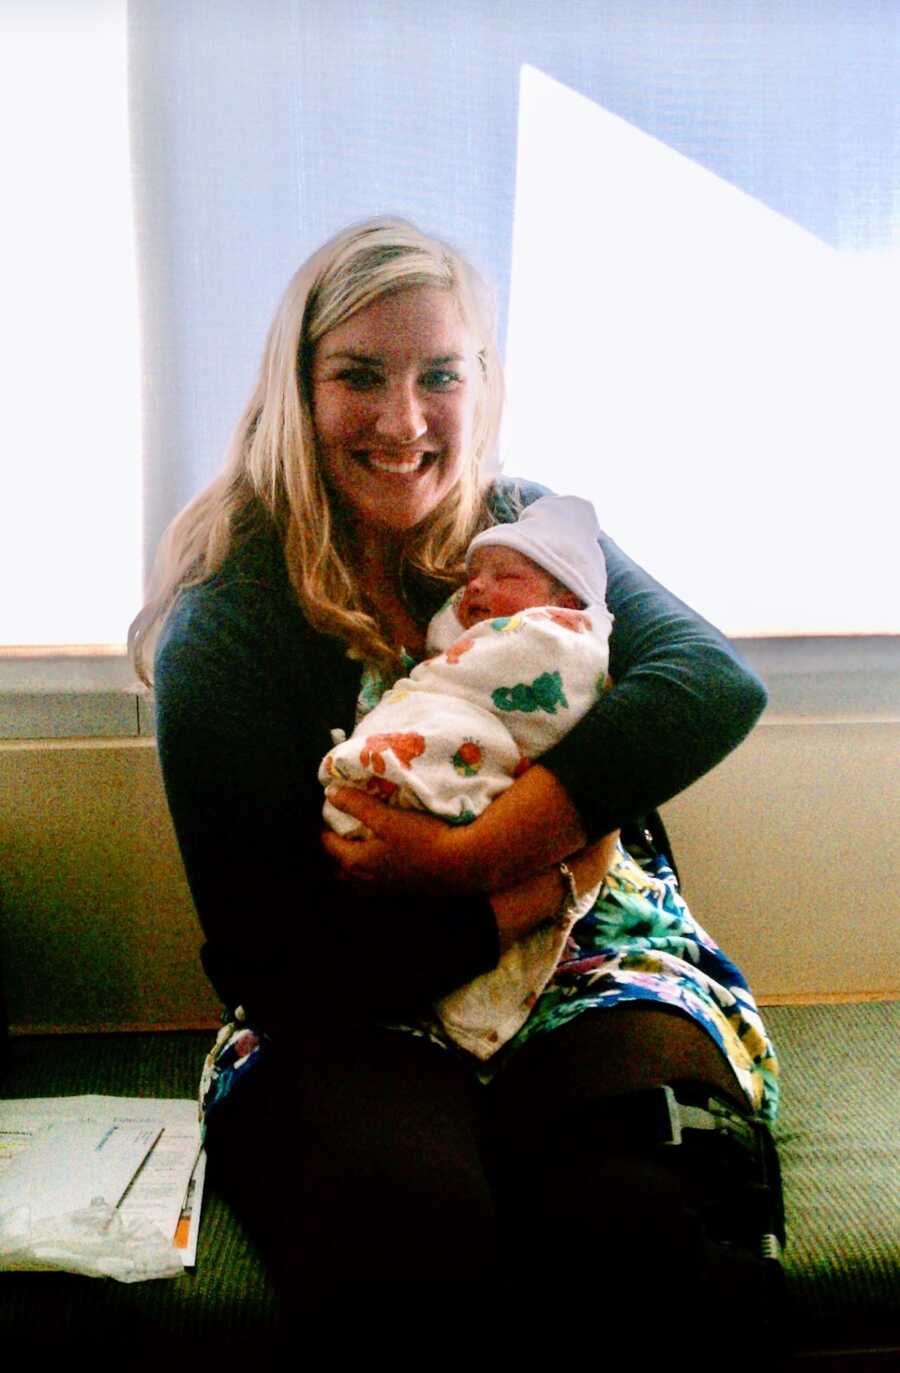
[375,381,427,443]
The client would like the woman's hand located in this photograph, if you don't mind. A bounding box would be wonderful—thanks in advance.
[321,786,465,888]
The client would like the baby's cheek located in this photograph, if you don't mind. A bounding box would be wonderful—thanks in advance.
[491,590,528,618]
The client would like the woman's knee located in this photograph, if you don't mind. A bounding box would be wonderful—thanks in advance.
[206,1027,498,1295]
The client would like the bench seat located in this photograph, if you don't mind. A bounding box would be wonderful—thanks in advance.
[1,1002,897,1367]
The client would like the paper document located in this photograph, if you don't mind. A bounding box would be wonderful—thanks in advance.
[0,1118,162,1224]
[0,1095,204,1270]
[116,1112,204,1266]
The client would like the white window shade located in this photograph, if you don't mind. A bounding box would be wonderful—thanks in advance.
[503,65,899,637]
[0,0,141,648]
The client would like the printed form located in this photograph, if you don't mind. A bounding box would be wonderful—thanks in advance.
[0,1095,204,1268]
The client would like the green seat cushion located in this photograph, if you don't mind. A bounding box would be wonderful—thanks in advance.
[765,1001,900,1350]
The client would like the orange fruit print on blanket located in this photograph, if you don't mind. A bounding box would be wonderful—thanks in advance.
[360,732,427,773]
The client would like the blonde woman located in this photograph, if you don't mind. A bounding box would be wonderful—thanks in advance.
[131,219,781,1356]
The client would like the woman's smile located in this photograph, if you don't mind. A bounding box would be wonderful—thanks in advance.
[360,448,430,475]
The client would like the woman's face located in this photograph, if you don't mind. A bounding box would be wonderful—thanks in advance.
[310,286,481,538]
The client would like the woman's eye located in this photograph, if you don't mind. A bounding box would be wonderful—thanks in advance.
[338,368,382,391]
[421,369,461,391]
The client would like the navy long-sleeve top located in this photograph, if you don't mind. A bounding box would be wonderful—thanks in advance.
[154,479,767,1039]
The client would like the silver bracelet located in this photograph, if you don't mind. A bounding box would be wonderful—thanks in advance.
[558,860,580,916]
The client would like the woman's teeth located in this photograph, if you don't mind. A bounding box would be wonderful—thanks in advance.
[364,452,427,474]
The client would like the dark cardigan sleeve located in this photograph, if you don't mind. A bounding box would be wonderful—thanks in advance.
[153,567,499,1040]
[538,529,768,838]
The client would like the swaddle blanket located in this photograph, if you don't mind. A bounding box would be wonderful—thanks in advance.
[319,596,613,1057]
[321,599,612,833]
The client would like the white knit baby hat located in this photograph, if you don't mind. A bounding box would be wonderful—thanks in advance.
[466,495,608,607]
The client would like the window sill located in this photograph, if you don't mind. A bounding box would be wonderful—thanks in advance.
[0,649,154,740]
[0,636,896,741]
[733,635,900,723]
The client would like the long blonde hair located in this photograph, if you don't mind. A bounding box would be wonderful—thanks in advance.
[128,217,505,684]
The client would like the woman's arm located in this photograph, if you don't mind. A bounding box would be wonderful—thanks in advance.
[487,828,620,951]
[324,762,586,892]
[322,783,618,950]
[540,530,768,839]
[154,570,501,1040]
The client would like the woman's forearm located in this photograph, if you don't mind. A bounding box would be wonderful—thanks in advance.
[323,764,584,893]
[442,763,586,891]
[322,767,613,921]
[490,828,619,951]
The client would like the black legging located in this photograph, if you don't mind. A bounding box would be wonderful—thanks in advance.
[204,1005,780,1360]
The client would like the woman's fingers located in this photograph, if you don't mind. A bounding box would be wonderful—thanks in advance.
[320,832,379,880]
[321,786,457,886]
[324,785,391,833]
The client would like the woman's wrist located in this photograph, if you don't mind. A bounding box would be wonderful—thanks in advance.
[567,829,620,895]
[490,867,569,951]
[490,829,619,951]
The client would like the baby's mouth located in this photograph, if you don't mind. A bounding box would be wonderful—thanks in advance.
[458,599,486,628]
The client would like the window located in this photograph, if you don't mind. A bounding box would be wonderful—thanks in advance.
[504,65,898,636]
[0,0,140,649]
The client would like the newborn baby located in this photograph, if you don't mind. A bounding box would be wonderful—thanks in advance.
[320,495,614,1058]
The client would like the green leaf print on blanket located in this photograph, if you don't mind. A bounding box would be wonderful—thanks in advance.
[492,670,569,715]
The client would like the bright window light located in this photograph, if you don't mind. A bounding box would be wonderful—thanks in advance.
[0,0,141,649]
[504,65,899,636]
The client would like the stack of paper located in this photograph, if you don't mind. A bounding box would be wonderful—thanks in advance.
[0,1095,205,1278]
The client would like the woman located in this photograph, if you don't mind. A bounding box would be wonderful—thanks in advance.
[130,218,780,1354]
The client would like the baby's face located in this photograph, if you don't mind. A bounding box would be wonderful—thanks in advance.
[457,546,578,630]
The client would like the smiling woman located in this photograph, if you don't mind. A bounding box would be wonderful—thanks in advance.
[127,215,790,1352]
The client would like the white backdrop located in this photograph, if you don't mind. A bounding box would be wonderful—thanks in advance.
[3,0,898,645]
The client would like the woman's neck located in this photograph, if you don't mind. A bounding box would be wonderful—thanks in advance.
[355,530,402,589]
[353,530,427,657]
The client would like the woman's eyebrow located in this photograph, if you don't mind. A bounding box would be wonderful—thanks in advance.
[319,349,468,365]
[319,349,383,365]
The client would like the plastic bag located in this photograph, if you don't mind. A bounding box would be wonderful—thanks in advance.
[0,1197,184,1282]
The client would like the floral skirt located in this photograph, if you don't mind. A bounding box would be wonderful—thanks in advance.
[477,842,779,1120]
[199,841,779,1130]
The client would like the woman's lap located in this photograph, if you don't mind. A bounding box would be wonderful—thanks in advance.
[205,1006,777,1353]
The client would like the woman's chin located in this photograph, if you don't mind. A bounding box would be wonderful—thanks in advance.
[352,466,462,535]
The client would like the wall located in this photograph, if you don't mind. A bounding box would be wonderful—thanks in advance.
[664,717,899,1003]
[0,739,217,1033]
[2,712,897,1035]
